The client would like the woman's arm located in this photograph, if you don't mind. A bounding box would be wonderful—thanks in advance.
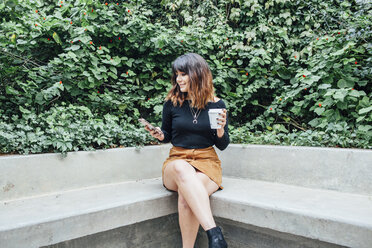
[159,100,172,143]
[214,101,230,150]
[144,101,172,142]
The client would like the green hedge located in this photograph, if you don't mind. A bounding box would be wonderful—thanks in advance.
[0,104,153,154]
[0,0,371,154]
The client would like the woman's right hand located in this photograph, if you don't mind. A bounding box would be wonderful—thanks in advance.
[145,126,164,141]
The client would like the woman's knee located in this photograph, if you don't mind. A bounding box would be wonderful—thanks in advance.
[169,160,195,182]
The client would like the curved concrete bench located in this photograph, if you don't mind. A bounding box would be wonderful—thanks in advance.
[213,145,372,248]
[1,144,371,248]
[0,179,177,248]
[0,145,178,248]
[212,178,372,248]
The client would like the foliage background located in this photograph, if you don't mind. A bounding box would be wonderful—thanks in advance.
[0,0,371,154]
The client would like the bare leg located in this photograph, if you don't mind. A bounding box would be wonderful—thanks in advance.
[178,171,220,248]
[163,160,219,233]
[178,193,199,248]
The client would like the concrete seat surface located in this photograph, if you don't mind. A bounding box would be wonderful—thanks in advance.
[211,177,372,248]
[2,177,371,248]
[0,178,177,248]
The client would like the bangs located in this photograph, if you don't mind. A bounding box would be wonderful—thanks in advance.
[172,55,190,74]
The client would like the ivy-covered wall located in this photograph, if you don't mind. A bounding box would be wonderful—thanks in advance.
[0,0,371,154]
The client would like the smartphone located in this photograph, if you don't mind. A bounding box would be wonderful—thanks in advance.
[138,118,163,134]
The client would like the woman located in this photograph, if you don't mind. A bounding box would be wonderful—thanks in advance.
[145,53,229,248]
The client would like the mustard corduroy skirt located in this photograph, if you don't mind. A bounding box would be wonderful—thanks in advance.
[162,146,223,189]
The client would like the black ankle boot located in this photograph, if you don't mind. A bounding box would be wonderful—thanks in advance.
[206,226,227,248]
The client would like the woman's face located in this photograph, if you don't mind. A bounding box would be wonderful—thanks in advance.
[175,70,190,92]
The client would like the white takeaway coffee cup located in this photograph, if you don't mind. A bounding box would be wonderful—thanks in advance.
[208,109,223,129]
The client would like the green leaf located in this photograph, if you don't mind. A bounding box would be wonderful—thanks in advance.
[359,97,370,108]
[347,89,360,98]
[17,39,27,44]
[318,84,331,89]
[308,118,319,127]
[324,89,335,97]
[356,80,367,87]
[307,75,321,85]
[19,106,31,114]
[277,68,291,80]
[110,66,117,74]
[333,91,347,102]
[290,106,301,115]
[126,58,135,67]
[108,72,118,79]
[358,125,371,132]
[70,45,80,51]
[53,32,62,45]
[35,92,44,104]
[356,116,365,123]
[143,86,154,91]
[98,66,107,73]
[314,107,325,115]
[112,57,121,66]
[273,124,288,133]
[322,76,333,84]
[337,101,348,110]
[67,51,76,59]
[156,79,167,85]
[337,79,353,88]
[331,48,345,56]
[6,86,20,95]
[154,105,163,114]
[359,106,372,115]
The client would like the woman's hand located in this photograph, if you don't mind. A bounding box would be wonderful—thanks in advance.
[217,109,227,138]
[145,126,164,141]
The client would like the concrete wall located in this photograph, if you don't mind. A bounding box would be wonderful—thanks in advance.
[217,144,372,195]
[43,214,345,248]
[3,144,371,201]
[0,145,171,201]
[201,217,346,248]
[42,214,182,248]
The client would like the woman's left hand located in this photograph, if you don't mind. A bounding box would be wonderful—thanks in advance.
[217,109,227,138]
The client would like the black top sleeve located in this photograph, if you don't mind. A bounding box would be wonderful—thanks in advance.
[213,100,230,151]
[160,100,172,143]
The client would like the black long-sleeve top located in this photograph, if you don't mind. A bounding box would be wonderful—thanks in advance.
[160,99,230,151]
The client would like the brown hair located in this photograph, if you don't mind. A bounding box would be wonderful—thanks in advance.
[165,53,215,109]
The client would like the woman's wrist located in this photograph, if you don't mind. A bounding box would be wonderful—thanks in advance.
[157,134,165,141]
[217,129,224,138]
[154,128,164,141]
